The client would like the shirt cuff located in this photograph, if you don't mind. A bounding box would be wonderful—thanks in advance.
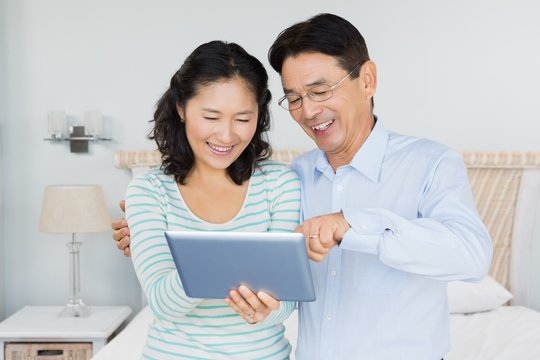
[340,208,390,254]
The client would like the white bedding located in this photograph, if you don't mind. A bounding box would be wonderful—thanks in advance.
[93,306,150,360]
[446,306,540,360]
[94,305,540,359]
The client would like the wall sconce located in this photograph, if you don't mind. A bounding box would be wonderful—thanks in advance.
[44,110,112,153]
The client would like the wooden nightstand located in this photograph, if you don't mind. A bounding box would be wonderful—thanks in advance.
[0,306,132,360]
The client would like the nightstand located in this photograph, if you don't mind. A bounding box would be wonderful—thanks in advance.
[0,306,132,360]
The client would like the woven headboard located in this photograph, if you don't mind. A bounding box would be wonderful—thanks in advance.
[114,150,540,306]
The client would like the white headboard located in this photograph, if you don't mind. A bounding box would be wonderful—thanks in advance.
[114,150,540,307]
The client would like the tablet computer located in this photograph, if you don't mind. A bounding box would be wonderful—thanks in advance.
[165,231,316,302]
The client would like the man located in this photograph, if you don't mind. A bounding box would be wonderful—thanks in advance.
[113,13,492,359]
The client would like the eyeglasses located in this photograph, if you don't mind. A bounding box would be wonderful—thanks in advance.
[277,63,361,111]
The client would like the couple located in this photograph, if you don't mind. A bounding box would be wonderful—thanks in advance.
[113,13,492,360]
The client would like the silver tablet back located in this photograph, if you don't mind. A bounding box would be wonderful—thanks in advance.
[165,231,316,301]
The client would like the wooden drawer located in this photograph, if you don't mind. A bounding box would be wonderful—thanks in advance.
[5,342,92,360]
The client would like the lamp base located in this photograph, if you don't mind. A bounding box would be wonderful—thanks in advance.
[59,300,92,318]
[60,236,92,318]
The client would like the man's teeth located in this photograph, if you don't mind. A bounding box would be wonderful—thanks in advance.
[208,143,233,152]
[312,120,334,131]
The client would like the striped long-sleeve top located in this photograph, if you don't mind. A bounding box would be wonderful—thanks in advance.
[125,160,302,360]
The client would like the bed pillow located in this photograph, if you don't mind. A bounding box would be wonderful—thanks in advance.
[447,275,513,314]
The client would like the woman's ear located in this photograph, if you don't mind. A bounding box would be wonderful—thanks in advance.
[176,105,185,122]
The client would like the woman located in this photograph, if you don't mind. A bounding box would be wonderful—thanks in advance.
[125,40,300,359]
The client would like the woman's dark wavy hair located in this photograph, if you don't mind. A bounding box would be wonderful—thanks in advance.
[150,40,272,185]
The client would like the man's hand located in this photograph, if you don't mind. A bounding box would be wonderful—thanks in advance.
[111,200,131,257]
[296,212,351,262]
[225,286,280,324]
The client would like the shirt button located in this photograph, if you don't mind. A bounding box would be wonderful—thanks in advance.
[336,185,343,192]
[330,270,337,277]
[326,316,332,321]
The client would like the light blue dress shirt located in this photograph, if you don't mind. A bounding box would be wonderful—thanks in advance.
[292,120,492,360]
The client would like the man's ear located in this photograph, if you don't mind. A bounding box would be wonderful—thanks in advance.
[361,60,377,100]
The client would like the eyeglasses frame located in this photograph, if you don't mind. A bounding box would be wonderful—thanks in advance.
[277,62,362,111]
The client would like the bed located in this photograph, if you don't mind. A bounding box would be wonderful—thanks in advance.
[94,150,540,360]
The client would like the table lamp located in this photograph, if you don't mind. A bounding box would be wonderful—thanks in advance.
[38,185,111,317]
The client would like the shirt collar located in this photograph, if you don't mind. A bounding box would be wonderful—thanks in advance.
[313,117,389,183]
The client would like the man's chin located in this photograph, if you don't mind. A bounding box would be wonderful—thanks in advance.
[313,138,337,153]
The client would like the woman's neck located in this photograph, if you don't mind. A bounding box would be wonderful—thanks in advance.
[186,164,233,186]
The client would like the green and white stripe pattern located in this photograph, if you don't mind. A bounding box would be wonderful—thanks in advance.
[126,160,301,359]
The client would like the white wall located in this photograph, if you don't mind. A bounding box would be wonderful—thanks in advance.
[0,0,6,321]
[2,0,540,318]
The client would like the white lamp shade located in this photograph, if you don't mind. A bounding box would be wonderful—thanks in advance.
[39,185,111,233]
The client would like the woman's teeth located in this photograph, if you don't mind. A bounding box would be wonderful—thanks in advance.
[207,143,233,152]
